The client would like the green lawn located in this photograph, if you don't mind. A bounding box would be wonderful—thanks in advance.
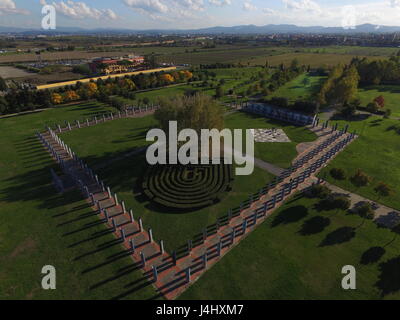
[181,194,400,300]
[357,85,400,117]
[319,116,400,210]
[270,73,326,103]
[225,112,317,168]
[0,101,158,300]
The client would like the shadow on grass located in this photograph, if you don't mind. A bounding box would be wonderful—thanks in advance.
[360,247,386,265]
[271,205,308,228]
[376,256,400,297]
[298,216,330,236]
[319,227,356,247]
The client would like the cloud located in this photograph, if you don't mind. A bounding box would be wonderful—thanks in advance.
[0,0,29,15]
[123,0,168,15]
[43,1,118,20]
[390,0,400,8]
[208,0,231,6]
[124,0,233,20]
[283,0,321,14]
[243,0,256,11]
[262,8,277,16]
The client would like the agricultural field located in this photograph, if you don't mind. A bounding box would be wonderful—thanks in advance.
[0,66,33,79]
[247,53,384,68]
[181,194,400,300]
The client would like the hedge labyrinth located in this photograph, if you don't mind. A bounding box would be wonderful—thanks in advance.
[142,161,234,211]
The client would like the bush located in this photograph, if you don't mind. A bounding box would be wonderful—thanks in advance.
[330,168,346,180]
[307,184,331,199]
[366,102,379,114]
[356,202,375,220]
[331,196,351,211]
[318,195,351,211]
[270,97,289,108]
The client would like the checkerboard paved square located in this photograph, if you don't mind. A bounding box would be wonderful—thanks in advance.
[251,129,291,143]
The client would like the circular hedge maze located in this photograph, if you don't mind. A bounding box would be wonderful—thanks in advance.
[142,161,234,211]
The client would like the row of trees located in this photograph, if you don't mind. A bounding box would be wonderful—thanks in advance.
[318,64,360,106]
[0,70,194,115]
[352,56,400,85]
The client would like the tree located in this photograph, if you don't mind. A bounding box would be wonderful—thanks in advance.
[0,96,8,114]
[302,77,311,87]
[159,73,175,84]
[215,86,224,98]
[374,182,393,200]
[350,169,372,189]
[330,168,346,180]
[339,102,357,118]
[51,93,63,105]
[332,196,351,211]
[0,76,7,91]
[366,102,379,114]
[154,93,224,136]
[64,90,79,102]
[307,184,331,199]
[318,64,359,106]
[356,202,375,220]
[374,95,385,109]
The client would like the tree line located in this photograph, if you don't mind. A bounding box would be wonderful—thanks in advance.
[0,70,193,116]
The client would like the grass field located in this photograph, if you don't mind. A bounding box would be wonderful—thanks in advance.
[357,85,400,117]
[226,112,317,168]
[0,101,159,300]
[180,194,400,300]
[269,73,326,103]
[319,116,400,211]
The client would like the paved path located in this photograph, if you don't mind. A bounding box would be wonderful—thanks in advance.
[254,158,285,176]
[322,181,400,228]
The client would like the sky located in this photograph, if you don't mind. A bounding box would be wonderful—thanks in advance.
[2,0,400,30]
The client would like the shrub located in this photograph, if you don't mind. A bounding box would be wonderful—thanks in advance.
[331,196,351,211]
[330,168,346,180]
[356,202,375,220]
[308,184,331,199]
[318,195,351,211]
[366,102,379,114]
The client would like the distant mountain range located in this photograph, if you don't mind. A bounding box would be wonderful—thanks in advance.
[2,23,400,35]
